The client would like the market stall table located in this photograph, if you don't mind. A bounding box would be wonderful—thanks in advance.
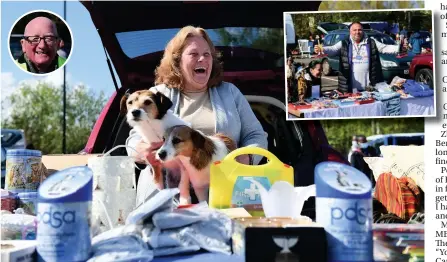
[289,101,386,119]
[153,253,244,262]
[288,96,434,119]
[400,95,434,116]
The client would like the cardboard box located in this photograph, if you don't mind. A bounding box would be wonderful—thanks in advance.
[42,154,100,175]
[1,240,36,262]
[232,217,327,262]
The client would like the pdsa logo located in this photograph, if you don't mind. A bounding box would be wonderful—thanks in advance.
[38,207,76,228]
[331,201,372,225]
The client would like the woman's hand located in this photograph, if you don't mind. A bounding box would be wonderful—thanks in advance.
[135,140,164,167]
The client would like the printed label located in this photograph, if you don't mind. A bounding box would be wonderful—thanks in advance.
[231,176,270,215]
[37,202,91,262]
[316,198,373,262]
[317,162,371,195]
[6,156,43,192]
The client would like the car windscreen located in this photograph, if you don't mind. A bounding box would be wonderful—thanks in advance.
[368,34,396,45]
[115,27,283,63]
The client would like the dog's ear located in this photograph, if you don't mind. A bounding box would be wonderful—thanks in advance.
[120,93,129,116]
[153,92,173,119]
[191,129,206,148]
[190,130,215,170]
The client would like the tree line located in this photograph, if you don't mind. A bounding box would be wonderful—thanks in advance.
[295,4,430,38]
[2,82,106,154]
[321,118,424,156]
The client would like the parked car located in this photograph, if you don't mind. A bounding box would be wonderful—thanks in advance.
[1,129,27,187]
[367,133,424,156]
[320,29,414,80]
[316,22,348,35]
[409,53,433,88]
[80,2,347,214]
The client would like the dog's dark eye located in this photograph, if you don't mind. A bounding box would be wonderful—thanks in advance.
[144,100,152,106]
[128,100,133,105]
[162,137,165,142]
[172,137,181,145]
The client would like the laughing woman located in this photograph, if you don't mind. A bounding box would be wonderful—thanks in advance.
[128,26,267,202]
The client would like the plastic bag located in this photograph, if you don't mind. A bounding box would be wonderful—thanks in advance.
[1,213,37,240]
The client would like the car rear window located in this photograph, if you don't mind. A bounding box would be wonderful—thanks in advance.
[115,27,283,59]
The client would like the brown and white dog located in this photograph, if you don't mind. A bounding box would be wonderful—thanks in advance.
[156,125,237,204]
[120,90,190,186]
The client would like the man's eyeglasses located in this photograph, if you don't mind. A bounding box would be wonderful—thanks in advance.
[23,36,58,45]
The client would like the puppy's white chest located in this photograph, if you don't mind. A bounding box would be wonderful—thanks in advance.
[135,120,164,143]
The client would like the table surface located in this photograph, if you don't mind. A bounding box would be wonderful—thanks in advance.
[153,253,244,262]
[288,95,434,119]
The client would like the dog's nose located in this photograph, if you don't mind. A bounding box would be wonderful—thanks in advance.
[131,110,141,118]
[158,150,167,160]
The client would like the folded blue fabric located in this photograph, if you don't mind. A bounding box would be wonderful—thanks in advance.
[373,91,401,101]
[373,92,401,116]
[152,208,205,230]
[89,235,153,262]
[126,188,179,225]
[143,205,232,256]
[403,80,434,97]
[153,245,201,257]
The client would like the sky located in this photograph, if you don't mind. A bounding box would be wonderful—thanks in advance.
[1,0,119,118]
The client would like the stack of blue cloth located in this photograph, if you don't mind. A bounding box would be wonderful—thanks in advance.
[372,92,402,116]
[88,189,233,262]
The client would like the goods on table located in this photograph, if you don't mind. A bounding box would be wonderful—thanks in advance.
[288,101,312,110]
[37,166,93,262]
[88,154,137,233]
[209,147,294,217]
[17,192,38,216]
[1,190,18,213]
[315,161,373,262]
[373,224,424,262]
[5,150,44,193]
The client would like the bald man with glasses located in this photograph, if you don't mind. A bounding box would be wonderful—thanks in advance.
[15,17,67,74]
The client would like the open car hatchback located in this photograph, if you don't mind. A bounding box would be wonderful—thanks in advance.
[80,2,347,209]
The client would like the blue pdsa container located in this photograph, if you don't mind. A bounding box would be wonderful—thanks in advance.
[315,161,373,262]
[37,166,93,262]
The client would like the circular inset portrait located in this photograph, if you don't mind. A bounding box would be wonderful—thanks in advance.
[9,10,73,75]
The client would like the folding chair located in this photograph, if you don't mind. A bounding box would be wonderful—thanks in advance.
[298,39,311,58]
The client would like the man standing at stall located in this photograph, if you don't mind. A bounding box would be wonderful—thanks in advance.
[314,22,399,93]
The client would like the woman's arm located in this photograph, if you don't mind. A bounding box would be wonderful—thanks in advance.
[229,83,268,164]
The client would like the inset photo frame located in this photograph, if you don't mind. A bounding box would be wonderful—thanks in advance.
[284,9,435,120]
[9,10,73,75]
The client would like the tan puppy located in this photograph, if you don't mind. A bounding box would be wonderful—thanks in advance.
[156,125,236,204]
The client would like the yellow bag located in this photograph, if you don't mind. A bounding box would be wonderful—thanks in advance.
[209,147,294,216]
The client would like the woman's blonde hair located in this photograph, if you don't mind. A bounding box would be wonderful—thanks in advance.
[155,26,223,89]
